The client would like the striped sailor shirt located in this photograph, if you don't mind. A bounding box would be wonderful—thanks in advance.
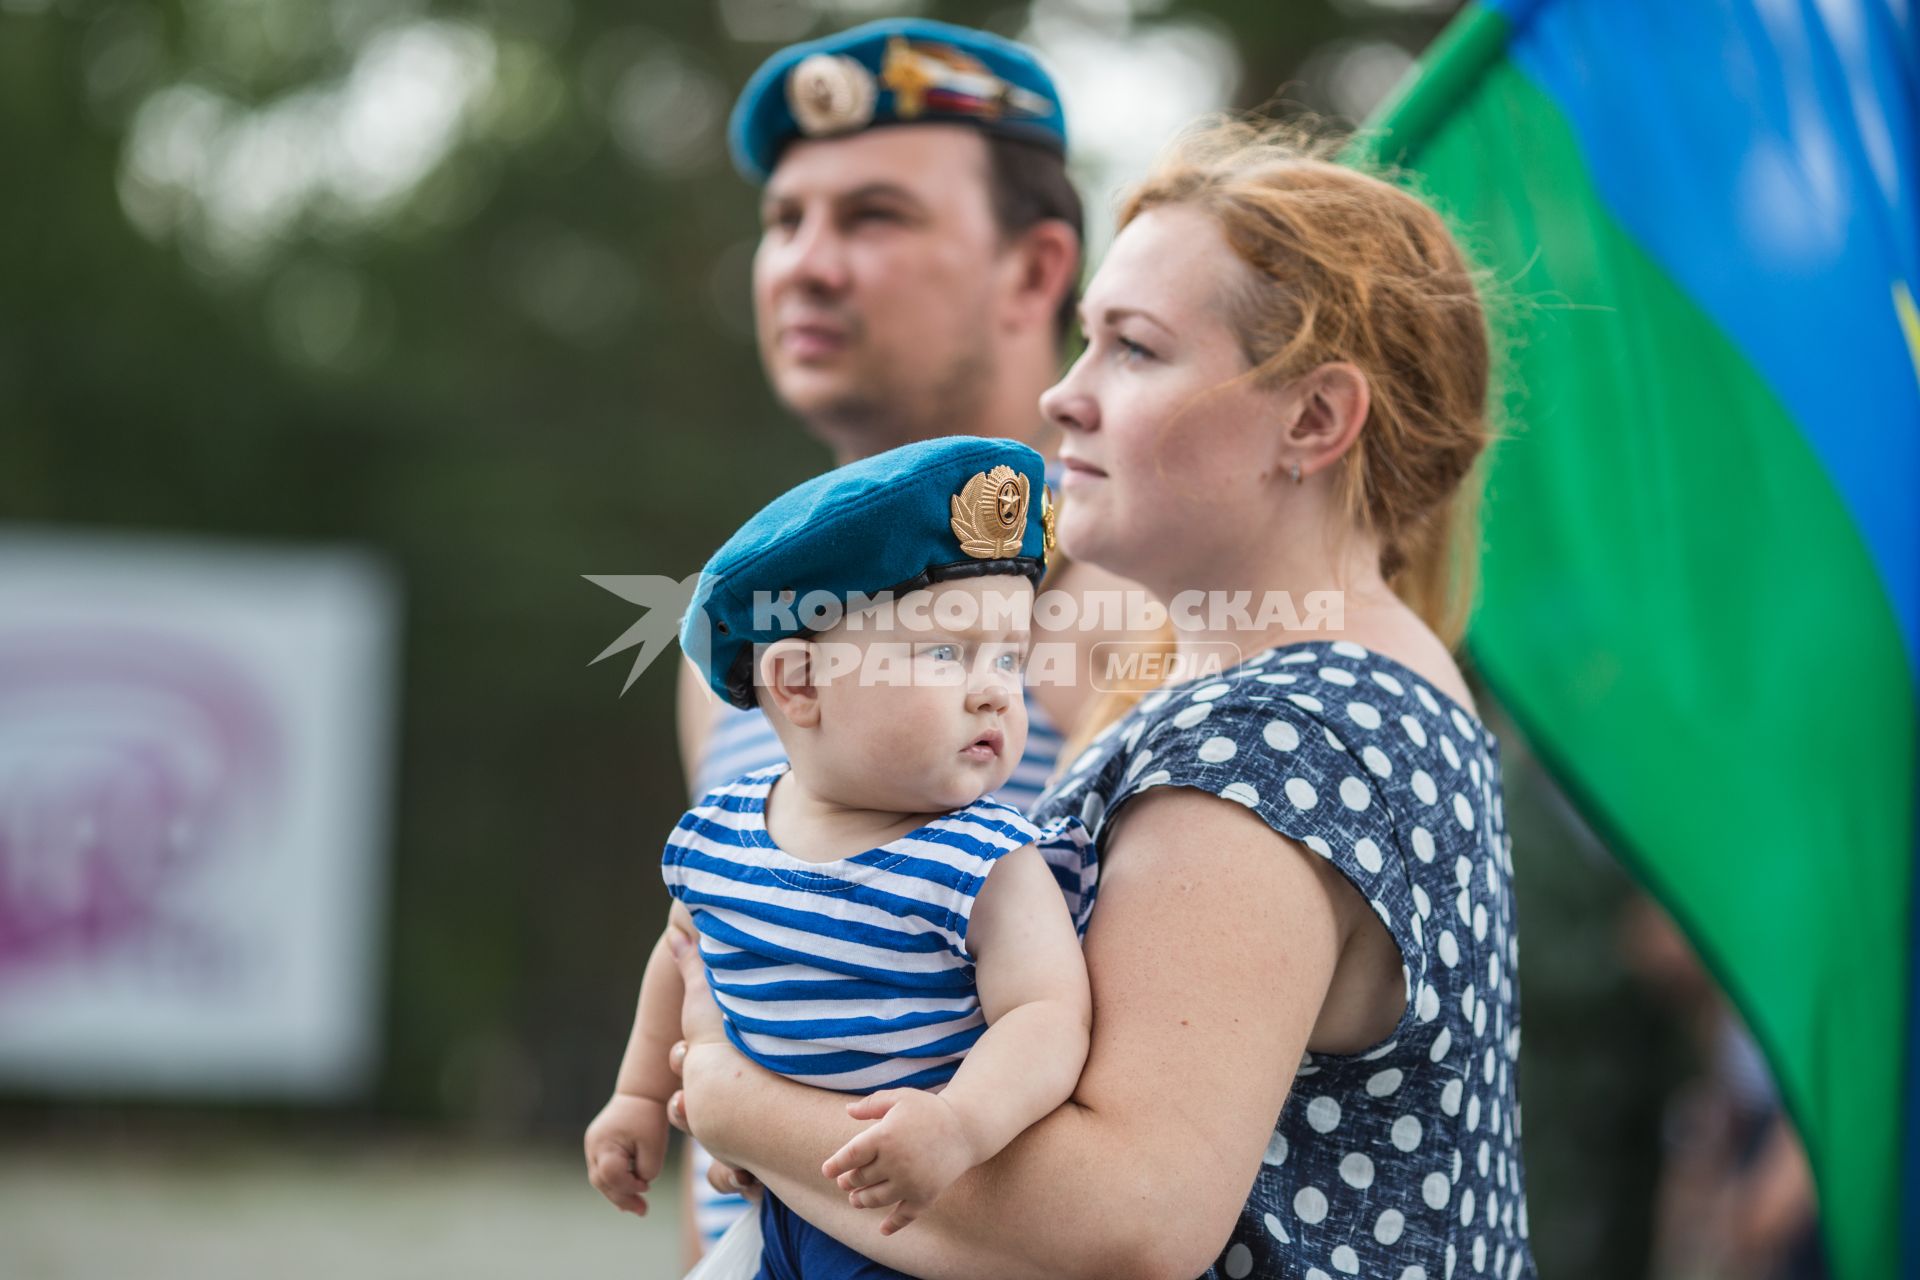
[681,637,1075,1244]
[663,763,1090,1094]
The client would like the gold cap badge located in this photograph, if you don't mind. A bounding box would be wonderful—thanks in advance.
[950,465,1030,559]
[1040,484,1056,562]
[881,35,1051,122]
[788,53,878,137]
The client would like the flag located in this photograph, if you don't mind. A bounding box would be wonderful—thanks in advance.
[1350,2,1919,1274]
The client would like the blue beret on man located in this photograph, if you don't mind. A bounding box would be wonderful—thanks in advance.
[728,17,1068,184]
[683,437,1055,709]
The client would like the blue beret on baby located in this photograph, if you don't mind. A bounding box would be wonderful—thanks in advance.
[728,18,1068,184]
[683,437,1054,709]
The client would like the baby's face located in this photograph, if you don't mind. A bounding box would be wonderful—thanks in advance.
[804,575,1033,814]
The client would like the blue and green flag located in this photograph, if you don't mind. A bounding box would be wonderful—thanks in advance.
[1352,2,1918,1274]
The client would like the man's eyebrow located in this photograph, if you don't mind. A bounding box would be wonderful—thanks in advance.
[761,181,928,217]
[836,181,928,210]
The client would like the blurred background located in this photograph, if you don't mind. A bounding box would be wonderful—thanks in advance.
[0,0,1824,1276]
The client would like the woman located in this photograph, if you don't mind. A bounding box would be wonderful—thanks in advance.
[663,121,1535,1280]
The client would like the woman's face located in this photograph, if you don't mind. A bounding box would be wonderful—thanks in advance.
[1040,203,1289,590]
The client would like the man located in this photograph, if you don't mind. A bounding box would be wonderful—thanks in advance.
[667,18,1150,1261]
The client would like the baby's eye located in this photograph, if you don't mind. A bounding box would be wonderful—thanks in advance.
[995,652,1023,672]
[924,643,960,662]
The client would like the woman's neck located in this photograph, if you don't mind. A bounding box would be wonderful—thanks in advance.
[1154,525,1404,671]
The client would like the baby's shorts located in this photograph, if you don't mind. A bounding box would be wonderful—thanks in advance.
[757,1189,919,1280]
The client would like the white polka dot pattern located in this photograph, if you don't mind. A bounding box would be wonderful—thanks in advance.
[1031,642,1533,1279]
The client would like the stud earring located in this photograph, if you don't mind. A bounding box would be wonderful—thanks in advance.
[1290,461,1303,485]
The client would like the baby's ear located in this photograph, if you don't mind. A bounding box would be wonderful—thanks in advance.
[758,638,820,728]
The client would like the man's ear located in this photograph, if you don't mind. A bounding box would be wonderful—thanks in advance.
[1002,218,1080,335]
[1282,361,1371,481]
[757,638,820,728]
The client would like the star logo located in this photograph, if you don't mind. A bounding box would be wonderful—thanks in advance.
[584,572,703,695]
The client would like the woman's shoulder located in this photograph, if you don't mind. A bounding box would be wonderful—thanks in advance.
[1063,642,1490,778]
[1119,647,1403,808]
[1034,638,1503,898]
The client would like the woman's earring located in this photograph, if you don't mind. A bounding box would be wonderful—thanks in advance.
[1290,461,1303,485]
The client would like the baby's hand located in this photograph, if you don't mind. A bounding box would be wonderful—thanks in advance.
[584,1093,670,1217]
[820,1088,979,1235]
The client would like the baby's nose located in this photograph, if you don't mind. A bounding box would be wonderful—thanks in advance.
[969,672,1014,713]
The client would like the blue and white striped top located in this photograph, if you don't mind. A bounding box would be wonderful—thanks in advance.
[684,698,1074,1239]
[663,764,1089,1094]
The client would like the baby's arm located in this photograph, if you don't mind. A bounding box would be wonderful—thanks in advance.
[822,844,1091,1234]
[584,901,699,1216]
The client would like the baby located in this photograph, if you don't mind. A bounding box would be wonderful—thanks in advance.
[585,437,1095,1268]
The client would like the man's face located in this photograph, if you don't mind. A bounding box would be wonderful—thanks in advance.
[753,126,1007,453]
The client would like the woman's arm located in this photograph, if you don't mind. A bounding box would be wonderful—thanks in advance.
[673,787,1370,1280]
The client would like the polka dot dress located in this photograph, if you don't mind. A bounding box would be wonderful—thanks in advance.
[1031,641,1535,1280]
